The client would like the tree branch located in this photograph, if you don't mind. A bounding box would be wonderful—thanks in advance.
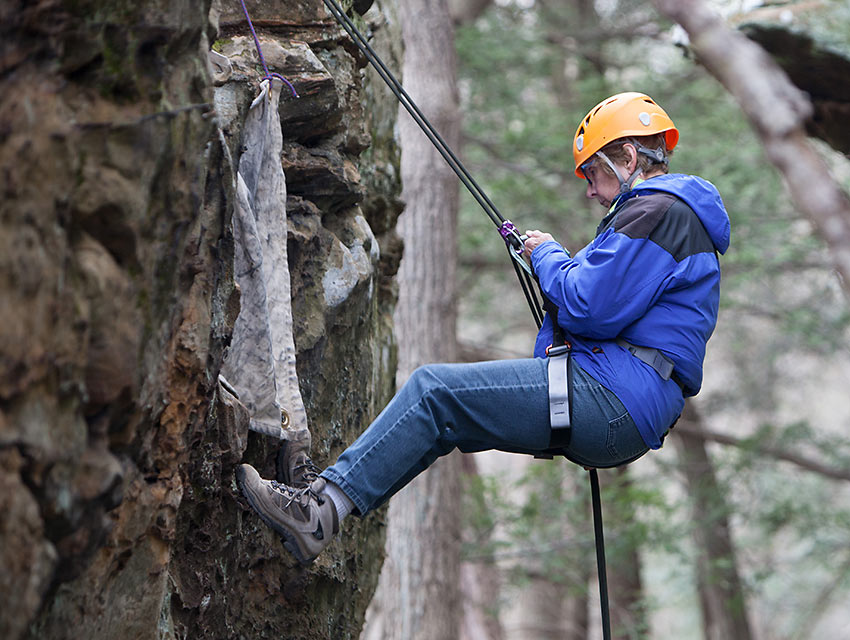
[461,132,576,181]
[651,0,850,296]
[673,422,850,482]
[789,549,850,640]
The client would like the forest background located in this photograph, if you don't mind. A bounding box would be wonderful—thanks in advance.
[399,0,850,638]
[3,0,849,639]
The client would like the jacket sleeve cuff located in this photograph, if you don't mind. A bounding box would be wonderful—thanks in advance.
[531,240,570,270]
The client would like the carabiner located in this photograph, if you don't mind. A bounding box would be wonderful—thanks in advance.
[498,220,533,275]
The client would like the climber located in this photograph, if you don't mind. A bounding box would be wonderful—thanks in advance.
[236,92,731,565]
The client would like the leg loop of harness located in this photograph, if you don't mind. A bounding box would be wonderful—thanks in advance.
[546,343,572,449]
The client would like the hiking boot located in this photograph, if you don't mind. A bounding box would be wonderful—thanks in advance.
[236,464,339,565]
[276,438,322,488]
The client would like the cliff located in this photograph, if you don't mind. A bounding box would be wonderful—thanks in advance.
[0,1,403,638]
[737,3,850,155]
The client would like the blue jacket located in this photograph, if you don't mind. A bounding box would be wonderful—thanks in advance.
[531,174,731,449]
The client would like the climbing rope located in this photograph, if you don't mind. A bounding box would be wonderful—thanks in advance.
[319,2,612,637]
[590,468,611,640]
[239,0,299,97]
[320,0,546,327]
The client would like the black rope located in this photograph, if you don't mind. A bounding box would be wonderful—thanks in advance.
[322,0,543,318]
[322,0,505,228]
[590,469,612,640]
[319,6,613,638]
[508,247,545,329]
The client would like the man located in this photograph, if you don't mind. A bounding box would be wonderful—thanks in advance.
[237,92,731,565]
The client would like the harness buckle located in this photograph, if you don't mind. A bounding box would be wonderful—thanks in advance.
[616,338,681,390]
[546,342,571,357]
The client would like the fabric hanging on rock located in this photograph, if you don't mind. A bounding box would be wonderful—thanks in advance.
[221,79,310,447]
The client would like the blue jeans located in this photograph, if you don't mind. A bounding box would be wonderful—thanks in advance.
[321,357,649,516]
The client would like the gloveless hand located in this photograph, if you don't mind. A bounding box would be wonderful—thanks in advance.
[522,230,555,259]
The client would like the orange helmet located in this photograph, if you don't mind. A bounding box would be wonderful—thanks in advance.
[573,92,679,178]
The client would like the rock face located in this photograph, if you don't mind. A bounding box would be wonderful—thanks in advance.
[741,22,850,155]
[0,1,403,639]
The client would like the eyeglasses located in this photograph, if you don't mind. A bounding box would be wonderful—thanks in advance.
[580,161,596,185]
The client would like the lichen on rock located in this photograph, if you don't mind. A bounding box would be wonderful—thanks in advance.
[0,1,403,638]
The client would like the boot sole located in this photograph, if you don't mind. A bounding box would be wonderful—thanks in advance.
[235,465,315,566]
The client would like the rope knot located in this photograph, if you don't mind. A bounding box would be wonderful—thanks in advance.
[239,0,299,98]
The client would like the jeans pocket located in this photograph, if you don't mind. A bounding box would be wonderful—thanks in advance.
[606,412,646,463]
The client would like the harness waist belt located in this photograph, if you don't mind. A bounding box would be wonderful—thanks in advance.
[548,347,571,430]
[616,339,674,381]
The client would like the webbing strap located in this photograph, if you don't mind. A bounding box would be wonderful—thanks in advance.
[544,294,571,437]
[616,338,674,380]
[547,350,570,430]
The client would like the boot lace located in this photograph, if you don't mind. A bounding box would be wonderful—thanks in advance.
[294,457,322,484]
[269,479,325,508]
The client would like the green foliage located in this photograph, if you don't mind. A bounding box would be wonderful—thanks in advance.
[455,0,850,635]
[456,0,850,349]
[461,461,684,591]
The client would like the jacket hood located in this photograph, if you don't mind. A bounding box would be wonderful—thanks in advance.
[632,173,731,254]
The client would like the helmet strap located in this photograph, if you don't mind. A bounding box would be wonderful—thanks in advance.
[628,139,669,166]
[595,150,643,194]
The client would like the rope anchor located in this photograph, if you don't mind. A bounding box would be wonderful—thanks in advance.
[239,0,299,97]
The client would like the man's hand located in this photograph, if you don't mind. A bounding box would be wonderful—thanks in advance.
[522,230,555,259]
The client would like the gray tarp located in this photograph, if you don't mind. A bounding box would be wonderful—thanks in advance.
[220,80,309,446]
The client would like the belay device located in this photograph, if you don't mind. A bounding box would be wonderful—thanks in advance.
[319,1,614,637]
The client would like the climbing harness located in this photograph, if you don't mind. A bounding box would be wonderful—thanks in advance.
[541,299,572,448]
[547,343,571,429]
[316,2,614,637]
[616,338,674,381]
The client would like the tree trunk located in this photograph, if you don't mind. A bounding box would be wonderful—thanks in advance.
[600,467,647,640]
[673,403,754,640]
[514,574,571,640]
[565,546,592,640]
[448,0,493,25]
[362,0,463,636]
[547,0,601,108]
